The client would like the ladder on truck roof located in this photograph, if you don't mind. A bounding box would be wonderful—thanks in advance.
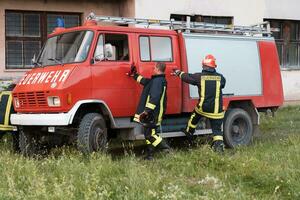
[86,12,277,37]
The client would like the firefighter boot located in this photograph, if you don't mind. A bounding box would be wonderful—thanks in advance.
[211,140,225,154]
[181,128,194,146]
[144,145,154,160]
[157,139,171,153]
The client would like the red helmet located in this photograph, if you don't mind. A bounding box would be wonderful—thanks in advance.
[202,54,217,68]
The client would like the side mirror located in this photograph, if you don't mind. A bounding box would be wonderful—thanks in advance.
[94,54,103,61]
[31,54,36,65]
[91,54,104,64]
[31,54,41,67]
[91,44,113,64]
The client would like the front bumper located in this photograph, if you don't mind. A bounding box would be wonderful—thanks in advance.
[10,112,72,126]
[10,100,116,127]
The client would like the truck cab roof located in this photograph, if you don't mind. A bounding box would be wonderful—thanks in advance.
[49,23,179,37]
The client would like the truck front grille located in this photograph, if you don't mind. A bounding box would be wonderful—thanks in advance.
[13,91,48,109]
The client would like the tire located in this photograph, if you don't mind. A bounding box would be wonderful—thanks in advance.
[224,108,253,148]
[12,131,20,153]
[77,113,107,154]
[19,129,41,156]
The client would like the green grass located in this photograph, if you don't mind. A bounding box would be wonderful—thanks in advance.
[1,106,300,200]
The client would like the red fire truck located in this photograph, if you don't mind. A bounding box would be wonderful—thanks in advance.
[10,14,283,155]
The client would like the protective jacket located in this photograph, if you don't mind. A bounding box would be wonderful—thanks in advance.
[179,69,226,119]
[0,84,16,131]
[133,73,167,125]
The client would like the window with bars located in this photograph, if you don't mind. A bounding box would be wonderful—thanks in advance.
[265,19,300,69]
[170,14,233,25]
[5,10,81,69]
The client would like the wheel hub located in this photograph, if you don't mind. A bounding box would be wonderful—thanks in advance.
[231,118,248,141]
[94,127,104,150]
[232,125,240,134]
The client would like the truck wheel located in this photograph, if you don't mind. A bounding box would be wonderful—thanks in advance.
[224,108,253,148]
[19,130,41,156]
[12,131,20,153]
[77,113,107,154]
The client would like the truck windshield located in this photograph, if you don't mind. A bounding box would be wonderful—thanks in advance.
[38,30,94,66]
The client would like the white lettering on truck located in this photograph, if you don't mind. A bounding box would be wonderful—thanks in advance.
[31,73,41,84]
[45,71,54,83]
[51,71,62,83]
[22,74,31,85]
[59,70,71,82]
[18,69,71,85]
[26,73,36,84]
[19,74,27,85]
[37,72,50,84]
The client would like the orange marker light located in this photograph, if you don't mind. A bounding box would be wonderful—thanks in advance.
[67,93,72,105]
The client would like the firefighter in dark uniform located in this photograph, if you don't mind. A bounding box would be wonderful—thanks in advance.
[128,62,170,160]
[0,83,16,133]
[173,54,226,152]
[0,81,19,152]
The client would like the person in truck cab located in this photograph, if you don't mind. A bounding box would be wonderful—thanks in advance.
[173,54,226,153]
[127,62,171,160]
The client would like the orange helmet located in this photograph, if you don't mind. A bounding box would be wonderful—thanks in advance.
[202,54,217,68]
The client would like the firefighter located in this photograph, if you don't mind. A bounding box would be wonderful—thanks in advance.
[173,54,226,153]
[0,83,15,132]
[127,62,171,160]
[0,80,20,152]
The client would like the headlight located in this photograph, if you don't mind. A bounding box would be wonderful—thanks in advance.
[47,96,61,107]
[14,98,20,108]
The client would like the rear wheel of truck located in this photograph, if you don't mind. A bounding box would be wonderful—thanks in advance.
[19,129,42,156]
[77,113,107,154]
[224,108,253,148]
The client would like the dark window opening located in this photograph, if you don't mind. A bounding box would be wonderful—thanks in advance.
[94,33,129,61]
[170,14,233,25]
[5,10,81,69]
[265,18,300,69]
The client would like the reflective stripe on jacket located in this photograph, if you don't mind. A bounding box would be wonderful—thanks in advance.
[180,69,226,119]
[0,91,14,131]
[133,74,167,125]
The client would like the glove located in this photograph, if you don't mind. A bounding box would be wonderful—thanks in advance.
[139,111,154,124]
[126,64,137,77]
[171,68,182,76]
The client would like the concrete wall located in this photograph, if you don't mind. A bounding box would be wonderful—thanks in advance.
[281,71,300,101]
[120,0,135,17]
[135,0,300,24]
[264,0,300,20]
[134,0,265,25]
[0,0,132,82]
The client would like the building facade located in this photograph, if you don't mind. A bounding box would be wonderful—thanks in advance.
[0,0,299,102]
[0,0,134,85]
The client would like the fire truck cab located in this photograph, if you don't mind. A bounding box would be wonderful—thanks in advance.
[10,14,283,155]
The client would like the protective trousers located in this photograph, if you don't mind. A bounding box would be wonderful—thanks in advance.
[186,109,224,142]
[144,126,162,147]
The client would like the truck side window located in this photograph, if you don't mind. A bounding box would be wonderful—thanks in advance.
[94,33,129,61]
[139,36,173,62]
[140,36,150,61]
[150,37,172,62]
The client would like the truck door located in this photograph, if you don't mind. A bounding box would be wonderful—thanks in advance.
[91,32,137,117]
[135,34,182,114]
